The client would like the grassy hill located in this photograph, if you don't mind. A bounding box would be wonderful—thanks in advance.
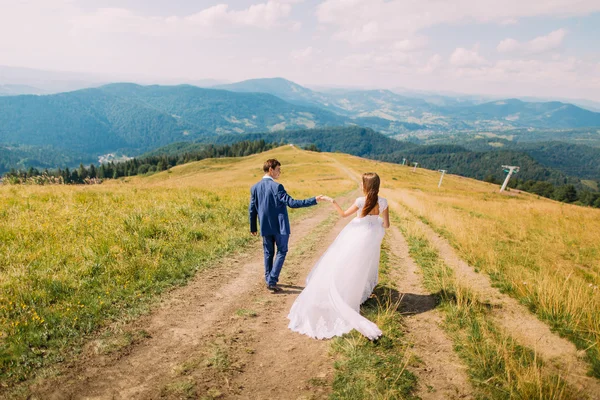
[1,145,599,398]
[186,127,593,188]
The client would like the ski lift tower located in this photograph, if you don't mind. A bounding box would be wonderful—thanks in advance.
[412,162,419,172]
[438,169,447,188]
[500,165,519,192]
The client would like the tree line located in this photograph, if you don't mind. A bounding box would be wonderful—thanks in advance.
[2,140,276,184]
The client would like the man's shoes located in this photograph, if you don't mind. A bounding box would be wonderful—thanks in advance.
[267,285,282,293]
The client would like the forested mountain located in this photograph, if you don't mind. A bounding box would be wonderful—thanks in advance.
[215,78,600,132]
[187,127,582,187]
[0,145,94,175]
[213,78,331,109]
[453,99,600,129]
[378,149,578,187]
[455,140,600,181]
[1,80,600,178]
[0,83,345,168]
[198,126,418,157]
[6,126,599,207]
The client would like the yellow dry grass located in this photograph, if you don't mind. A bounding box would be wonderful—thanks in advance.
[328,151,600,376]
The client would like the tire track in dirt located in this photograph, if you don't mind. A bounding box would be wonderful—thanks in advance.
[387,197,600,399]
[387,225,474,400]
[26,203,341,400]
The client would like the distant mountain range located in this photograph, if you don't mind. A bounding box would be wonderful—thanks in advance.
[1,76,600,179]
[0,84,50,96]
[214,78,600,131]
[0,83,344,161]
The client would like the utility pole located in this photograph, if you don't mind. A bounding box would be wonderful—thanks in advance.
[402,158,406,166]
[438,169,447,188]
[500,165,519,192]
[412,162,419,172]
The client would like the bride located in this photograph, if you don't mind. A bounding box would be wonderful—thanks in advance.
[287,172,390,340]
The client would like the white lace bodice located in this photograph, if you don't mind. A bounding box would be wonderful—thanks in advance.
[354,197,388,217]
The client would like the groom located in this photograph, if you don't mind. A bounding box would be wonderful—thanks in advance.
[249,159,323,292]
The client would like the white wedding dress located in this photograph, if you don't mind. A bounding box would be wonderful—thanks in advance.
[287,197,387,340]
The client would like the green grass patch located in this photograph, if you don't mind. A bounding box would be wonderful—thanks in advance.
[235,309,258,318]
[161,378,197,399]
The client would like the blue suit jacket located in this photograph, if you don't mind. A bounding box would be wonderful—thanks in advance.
[249,177,317,236]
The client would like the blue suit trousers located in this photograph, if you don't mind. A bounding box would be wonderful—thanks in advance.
[262,234,289,286]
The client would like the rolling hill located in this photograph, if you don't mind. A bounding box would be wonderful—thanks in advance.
[159,127,591,187]
[0,83,345,159]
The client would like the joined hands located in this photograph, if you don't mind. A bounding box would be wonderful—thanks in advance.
[316,195,335,203]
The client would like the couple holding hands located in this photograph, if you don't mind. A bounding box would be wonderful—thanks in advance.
[249,158,389,340]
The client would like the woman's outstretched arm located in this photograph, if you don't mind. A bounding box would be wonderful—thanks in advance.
[321,196,358,218]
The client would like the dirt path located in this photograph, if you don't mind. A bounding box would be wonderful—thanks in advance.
[27,198,348,400]
[219,195,357,399]
[386,197,600,399]
[387,226,474,400]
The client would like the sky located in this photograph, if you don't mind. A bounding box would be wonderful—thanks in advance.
[1,0,599,101]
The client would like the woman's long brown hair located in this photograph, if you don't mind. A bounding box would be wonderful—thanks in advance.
[361,172,380,217]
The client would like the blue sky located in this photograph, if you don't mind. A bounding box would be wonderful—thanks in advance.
[0,0,599,101]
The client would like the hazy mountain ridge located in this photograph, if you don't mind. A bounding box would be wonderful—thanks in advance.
[1,78,600,182]
[0,83,345,159]
[0,84,49,96]
[216,78,600,131]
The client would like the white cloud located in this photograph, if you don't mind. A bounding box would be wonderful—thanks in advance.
[316,0,600,44]
[420,54,442,73]
[528,29,567,53]
[337,50,415,72]
[185,1,293,29]
[291,46,315,60]
[497,29,567,54]
[393,36,429,52]
[450,48,487,67]
[67,1,298,38]
[443,56,599,95]
[497,38,520,53]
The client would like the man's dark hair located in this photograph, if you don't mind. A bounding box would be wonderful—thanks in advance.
[263,159,281,173]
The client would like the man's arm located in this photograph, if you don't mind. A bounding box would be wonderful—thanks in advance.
[249,187,258,234]
[277,184,319,208]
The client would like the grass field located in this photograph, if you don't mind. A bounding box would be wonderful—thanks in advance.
[0,146,353,385]
[329,152,600,379]
[2,145,600,396]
